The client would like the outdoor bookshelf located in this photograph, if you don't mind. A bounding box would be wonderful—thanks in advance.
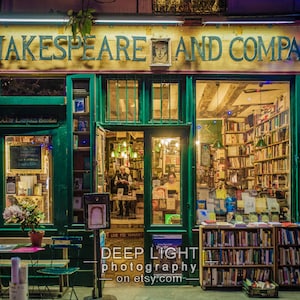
[71,79,92,223]
[276,225,300,287]
[199,224,276,289]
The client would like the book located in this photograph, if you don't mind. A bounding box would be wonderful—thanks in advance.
[73,196,82,209]
[82,173,90,190]
[74,98,85,113]
[74,177,82,190]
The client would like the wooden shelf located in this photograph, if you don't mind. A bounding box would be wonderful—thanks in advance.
[199,225,276,289]
[71,77,92,224]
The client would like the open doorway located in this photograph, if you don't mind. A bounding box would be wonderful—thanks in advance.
[105,131,144,236]
[102,130,144,284]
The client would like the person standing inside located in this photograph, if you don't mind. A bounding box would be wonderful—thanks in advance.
[114,165,132,216]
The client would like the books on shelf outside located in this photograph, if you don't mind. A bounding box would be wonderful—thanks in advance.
[73,196,82,209]
[201,221,233,227]
[82,173,90,190]
[73,96,89,113]
[74,98,85,113]
[74,177,83,190]
[247,221,270,228]
[78,116,89,131]
[83,156,90,170]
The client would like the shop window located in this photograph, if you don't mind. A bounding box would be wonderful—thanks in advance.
[4,135,53,224]
[195,80,290,225]
[0,77,65,96]
[106,79,139,122]
[151,82,179,122]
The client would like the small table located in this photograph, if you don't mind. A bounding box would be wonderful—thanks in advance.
[111,195,137,217]
[0,244,45,297]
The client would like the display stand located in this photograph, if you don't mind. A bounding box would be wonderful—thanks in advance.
[83,193,116,300]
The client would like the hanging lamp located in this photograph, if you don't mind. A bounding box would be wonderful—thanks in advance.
[255,83,267,148]
[213,82,224,149]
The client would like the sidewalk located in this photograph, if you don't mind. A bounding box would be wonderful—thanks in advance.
[65,284,300,300]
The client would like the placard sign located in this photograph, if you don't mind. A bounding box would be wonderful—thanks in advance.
[83,193,110,230]
[10,145,42,171]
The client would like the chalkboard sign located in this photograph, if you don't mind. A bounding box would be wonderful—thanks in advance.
[10,145,42,171]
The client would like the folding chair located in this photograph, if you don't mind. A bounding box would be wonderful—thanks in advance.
[37,236,83,300]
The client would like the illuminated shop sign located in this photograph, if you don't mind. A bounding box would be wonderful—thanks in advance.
[0,34,299,62]
[1,24,300,72]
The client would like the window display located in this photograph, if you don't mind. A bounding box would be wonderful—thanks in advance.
[4,135,53,224]
[195,81,290,224]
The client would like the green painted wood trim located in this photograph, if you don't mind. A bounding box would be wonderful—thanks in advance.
[0,96,66,105]
[66,74,96,226]
[291,76,300,222]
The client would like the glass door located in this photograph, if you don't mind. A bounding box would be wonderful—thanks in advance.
[151,135,182,225]
[144,128,190,285]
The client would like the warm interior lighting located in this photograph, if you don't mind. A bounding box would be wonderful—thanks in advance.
[213,140,224,149]
[255,138,267,148]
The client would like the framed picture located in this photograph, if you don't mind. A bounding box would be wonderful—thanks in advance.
[83,193,110,230]
[150,38,171,67]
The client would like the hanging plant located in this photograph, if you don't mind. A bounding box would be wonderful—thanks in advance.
[66,0,95,42]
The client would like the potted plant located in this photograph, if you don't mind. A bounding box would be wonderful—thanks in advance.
[3,198,45,247]
[66,0,95,42]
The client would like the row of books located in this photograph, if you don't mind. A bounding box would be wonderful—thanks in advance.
[255,110,289,132]
[202,267,271,287]
[202,248,274,266]
[254,144,289,161]
[73,117,89,131]
[277,228,300,245]
[74,174,90,191]
[278,248,300,266]
[278,267,300,285]
[202,229,273,247]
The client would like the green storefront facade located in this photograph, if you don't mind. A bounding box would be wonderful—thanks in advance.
[0,22,300,286]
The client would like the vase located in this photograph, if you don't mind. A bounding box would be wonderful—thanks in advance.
[29,231,44,247]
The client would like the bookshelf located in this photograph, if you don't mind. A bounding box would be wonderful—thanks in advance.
[276,226,300,287]
[199,224,276,289]
[253,108,290,195]
[224,119,254,190]
[71,78,92,223]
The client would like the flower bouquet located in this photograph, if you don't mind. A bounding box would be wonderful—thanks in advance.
[3,198,45,231]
